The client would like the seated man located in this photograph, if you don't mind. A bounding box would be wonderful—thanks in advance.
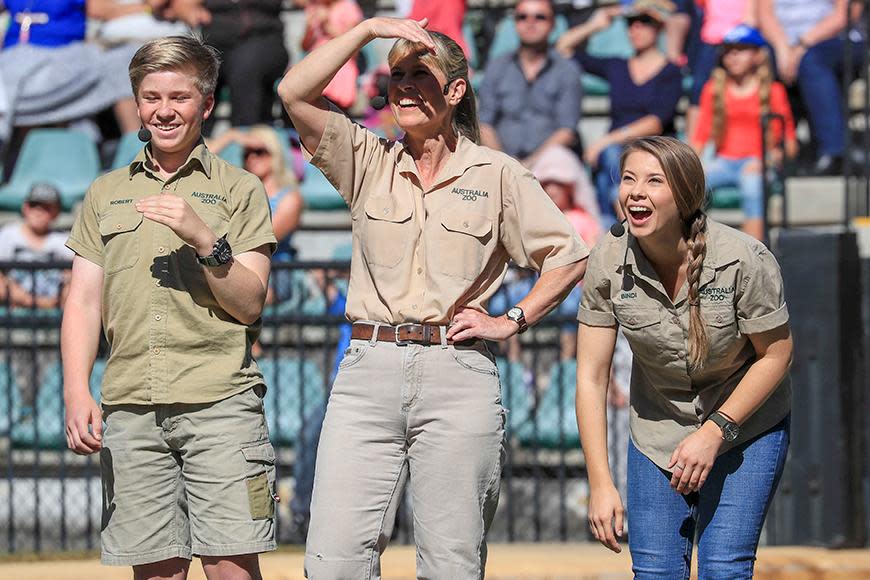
[0,182,72,310]
[478,0,584,167]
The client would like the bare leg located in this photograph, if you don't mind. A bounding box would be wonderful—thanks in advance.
[201,554,263,580]
[133,557,191,580]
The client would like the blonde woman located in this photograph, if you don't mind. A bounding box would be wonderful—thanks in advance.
[690,25,797,240]
[279,16,588,578]
[576,137,792,578]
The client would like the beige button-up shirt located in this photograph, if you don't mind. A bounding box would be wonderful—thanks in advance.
[307,111,589,324]
[67,143,277,405]
[579,220,791,469]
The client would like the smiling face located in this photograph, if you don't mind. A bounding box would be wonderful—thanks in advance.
[387,52,464,140]
[136,68,214,159]
[618,151,682,239]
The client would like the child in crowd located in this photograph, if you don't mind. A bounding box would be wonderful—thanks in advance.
[691,24,796,240]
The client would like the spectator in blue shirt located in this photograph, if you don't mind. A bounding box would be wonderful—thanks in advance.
[557,0,684,224]
[478,0,584,167]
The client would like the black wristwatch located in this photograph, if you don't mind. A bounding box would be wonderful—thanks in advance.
[196,234,233,267]
[708,411,740,442]
[506,306,528,334]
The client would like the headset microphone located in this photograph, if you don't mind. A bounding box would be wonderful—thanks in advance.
[371,95,388,110]
[137,126,152,142]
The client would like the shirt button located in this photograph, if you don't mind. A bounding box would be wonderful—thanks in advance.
[672,316,680,324]
[154,314,162,321]
[155,280,161,286]
[157,246,165,253]
[152,347,160,355]
[383,208,390,215]
[417,267,423,275]
[115,223,122,230]
[716,315,724,322]
[627,317,636,324]
[462,220,469,228]
[412,304,418,310]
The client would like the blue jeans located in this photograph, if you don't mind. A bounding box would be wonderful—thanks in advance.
[594,143,623,225]
[797,37,865,157]
[704,156,763,218]
[627,417,790,580]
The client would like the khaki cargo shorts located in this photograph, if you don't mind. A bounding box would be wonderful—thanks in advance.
[99,386,277,566]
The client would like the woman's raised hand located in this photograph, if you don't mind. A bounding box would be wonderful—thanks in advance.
[365,17,436,51]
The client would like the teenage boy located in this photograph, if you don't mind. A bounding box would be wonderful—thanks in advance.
[62,35,277,580]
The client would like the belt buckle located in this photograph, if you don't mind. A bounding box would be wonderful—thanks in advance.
[394,323,416,346]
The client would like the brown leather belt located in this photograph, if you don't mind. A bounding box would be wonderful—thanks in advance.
[351,322,453,345]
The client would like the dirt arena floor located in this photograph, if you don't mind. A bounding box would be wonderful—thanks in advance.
[2,543,870,579]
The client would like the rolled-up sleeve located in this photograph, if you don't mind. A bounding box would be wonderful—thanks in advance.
[736,247,789,335]
[578,244,616,326]
[499,164,589,273]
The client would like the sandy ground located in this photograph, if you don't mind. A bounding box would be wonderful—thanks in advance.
[2,544,870,579]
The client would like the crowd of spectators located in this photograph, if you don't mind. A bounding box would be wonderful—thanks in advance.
[0,0,864,534]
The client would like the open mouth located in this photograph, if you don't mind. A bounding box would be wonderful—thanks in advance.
[152,123,181,135]
[627,205,653,224]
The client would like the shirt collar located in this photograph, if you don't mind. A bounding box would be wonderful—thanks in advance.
[395,133,492,190]
[129,140,212,180]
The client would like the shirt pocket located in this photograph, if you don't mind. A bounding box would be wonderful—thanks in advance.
[615,305,662,359]
[361,196,413,268]
[99,210,144,275]
[432,210,493,281]
[703,304,739,359]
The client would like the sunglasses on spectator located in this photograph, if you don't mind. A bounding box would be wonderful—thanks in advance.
[626,14,660,26]
[25,201,58,210]
[244,147,271,158]
[515,12,550,22]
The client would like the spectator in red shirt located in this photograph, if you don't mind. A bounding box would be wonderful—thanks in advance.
[691,25,797,240]
[407,0,469,59]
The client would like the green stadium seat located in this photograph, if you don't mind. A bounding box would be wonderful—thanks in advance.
[10,359,103,449]
[496,358,533,434]
[518,360,579,449]
[0,128,101,211]
[111,131,145,170]
[300,162,345,210]
[710,186,743,210]
[258,357,325,447]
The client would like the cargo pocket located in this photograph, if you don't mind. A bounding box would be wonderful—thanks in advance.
[99,210,144,275]
[241,440,277,520]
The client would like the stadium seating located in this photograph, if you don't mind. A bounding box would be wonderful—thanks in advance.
[110,131,144,170]
[300,162,345,210]
[517,360,579,449]
[9,359,103,449]
[217,140,244,167]
[258,357,325,447]
[486,13,569,63]
[0,128,100,211]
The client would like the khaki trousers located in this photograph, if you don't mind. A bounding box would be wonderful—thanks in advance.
[304,336,506,580]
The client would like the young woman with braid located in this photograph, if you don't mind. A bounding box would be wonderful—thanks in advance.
[575,136,793,578]
[691,25,797,241]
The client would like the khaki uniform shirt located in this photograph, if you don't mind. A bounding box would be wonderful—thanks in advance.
[307,111,589,323]
[67,143,277,405]
[579,220,791,469]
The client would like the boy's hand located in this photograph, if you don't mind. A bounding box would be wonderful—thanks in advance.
[136,194,217,256]
[64,391,102,455]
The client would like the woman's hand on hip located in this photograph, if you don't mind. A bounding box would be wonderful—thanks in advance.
[668,421,724,494]
[447,307,517,342]
[364,17,435,51]
[588,483,624,553]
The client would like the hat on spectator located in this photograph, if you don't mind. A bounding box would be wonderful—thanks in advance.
[25,182,61,206]
[529,146,601,223]
[624,0,675,24]
[721,24,767,47]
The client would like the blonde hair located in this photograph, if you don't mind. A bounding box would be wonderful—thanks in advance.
[387,31,480,144]
[711,47,774,151]
[620,137,710,370]
[245,126,297,190]
[129,35,221,98]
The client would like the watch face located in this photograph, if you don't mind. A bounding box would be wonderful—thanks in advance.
[507,307,522,320]
[214,237,233,264]
[723,423,740,442]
